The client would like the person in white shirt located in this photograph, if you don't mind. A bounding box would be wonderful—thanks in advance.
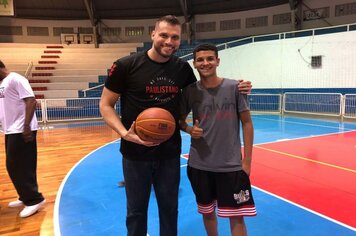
[0,60,45,218]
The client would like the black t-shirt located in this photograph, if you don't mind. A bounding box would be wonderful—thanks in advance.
[105,51,197,160]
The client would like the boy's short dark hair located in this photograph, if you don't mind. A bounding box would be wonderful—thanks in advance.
[193,43,218,60]
[0,60,5,68]
[156,15,181,27]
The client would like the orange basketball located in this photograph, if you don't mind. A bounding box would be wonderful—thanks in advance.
[135,107,176,143]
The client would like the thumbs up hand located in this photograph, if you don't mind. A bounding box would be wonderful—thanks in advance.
[190,120,203,139]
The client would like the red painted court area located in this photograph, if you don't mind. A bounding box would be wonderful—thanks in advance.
[251,131,356,228]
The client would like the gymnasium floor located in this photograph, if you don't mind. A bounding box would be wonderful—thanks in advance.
[54,114,356,236]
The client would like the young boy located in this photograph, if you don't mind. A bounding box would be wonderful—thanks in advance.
[179,44,256,236]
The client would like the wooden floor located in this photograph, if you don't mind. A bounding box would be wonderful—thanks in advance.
[0,123,119,236]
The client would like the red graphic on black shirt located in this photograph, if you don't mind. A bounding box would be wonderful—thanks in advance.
[145,86,179,94]
[147,77,178,102]
[108,64,117,77]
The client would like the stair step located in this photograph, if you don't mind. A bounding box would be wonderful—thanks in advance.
[32,72,53,76]
[38,61,58,64]
[44,50,62,53]
[29,79,51,83]
[35,94,45,99]
[35,66,55,70]
[46,45,64,49]
[32,87,48,91]
[41,55,60,58]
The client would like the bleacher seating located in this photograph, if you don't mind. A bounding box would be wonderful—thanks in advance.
[0,43,142,99]
[137,36,242,59]
[1,37,241,99]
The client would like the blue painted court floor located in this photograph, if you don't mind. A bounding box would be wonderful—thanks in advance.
[54,114,356,236]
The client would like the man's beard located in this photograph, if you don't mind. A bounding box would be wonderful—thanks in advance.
[154,44,177,58]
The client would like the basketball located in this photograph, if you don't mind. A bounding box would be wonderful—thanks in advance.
[135,107,176,143]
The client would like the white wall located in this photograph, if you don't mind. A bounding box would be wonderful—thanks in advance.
[189,30,356,89]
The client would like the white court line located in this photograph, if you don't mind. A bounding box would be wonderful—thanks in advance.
[53,119,356,235]
[253,116,356,131]
[180,141,355,232]
[182,117,356,146]
[180,154,356,231]
[54,131,356,235]
[252,185,356,232]
[254,129,356,146]
[54,138,179,236]
[53,140,119,236]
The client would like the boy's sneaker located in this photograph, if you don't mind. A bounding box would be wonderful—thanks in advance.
[8,200,24,208]
[19,199,46,218]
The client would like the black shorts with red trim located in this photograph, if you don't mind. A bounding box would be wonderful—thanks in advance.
[187,166,257,218]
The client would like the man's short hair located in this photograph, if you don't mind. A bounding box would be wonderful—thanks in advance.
[0,60,5,68]
[155,15,181,28]
[193,43,218,60]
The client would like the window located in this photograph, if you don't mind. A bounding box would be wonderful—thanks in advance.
[246,16,268,28]
[273,13,291,25]
[196,22,216,32]
[102,27,121,36]
[78,27,93,34]
[220,19,241,31]
[335,2,356,16]
[125,26,144,36]
[0,26,22,35]
[27,27,49,36]
[311,56,322,68]
[53,27,74,36]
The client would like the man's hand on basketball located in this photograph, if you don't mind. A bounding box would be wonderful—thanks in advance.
[238,80,252,94]
[123,122,159,147]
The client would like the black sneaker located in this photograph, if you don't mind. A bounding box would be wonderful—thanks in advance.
[118,181,125,187]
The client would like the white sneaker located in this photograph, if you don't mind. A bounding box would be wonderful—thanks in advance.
[8,200,24,208]
[19,199,46,218]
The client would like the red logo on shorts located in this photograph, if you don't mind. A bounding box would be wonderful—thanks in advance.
[234,190,250,204]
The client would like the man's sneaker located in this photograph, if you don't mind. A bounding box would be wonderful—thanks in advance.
[118,181,126,187]
[8,200,24,208]
[19,199,46,218]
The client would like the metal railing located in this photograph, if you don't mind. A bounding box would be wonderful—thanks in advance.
[283,92,343,117]
[25,61,33,78]
[344,94,356,119]
[81,84,105,97]
[35,93,356,123]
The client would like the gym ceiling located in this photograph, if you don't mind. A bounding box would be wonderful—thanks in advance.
[13,0,290,20]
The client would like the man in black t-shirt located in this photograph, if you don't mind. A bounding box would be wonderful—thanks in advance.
[100,15,252,236]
